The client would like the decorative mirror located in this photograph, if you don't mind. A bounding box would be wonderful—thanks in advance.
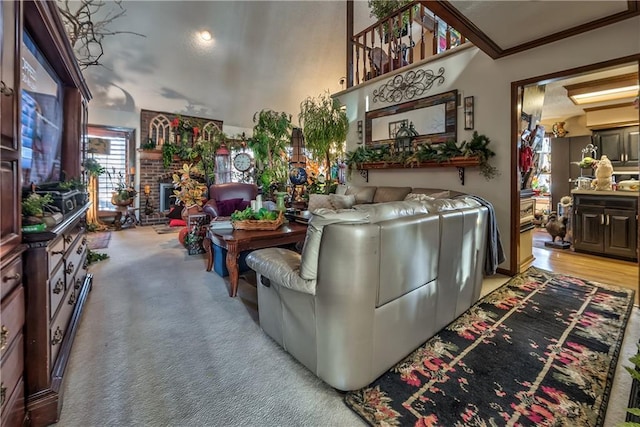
[365,90,457,148]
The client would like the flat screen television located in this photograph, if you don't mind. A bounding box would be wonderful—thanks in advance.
[20,30,64,188]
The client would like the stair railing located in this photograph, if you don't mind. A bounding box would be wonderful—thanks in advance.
[350,0,468,88]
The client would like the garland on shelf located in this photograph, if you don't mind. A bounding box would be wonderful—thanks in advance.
[345,132,498,180]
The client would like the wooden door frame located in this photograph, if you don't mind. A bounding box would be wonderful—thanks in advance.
[509,54,640,281]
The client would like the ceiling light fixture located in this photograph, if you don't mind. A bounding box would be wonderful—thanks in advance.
[199,30,212,41]
[565,72,639,105]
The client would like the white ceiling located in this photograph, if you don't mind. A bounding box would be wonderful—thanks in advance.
[84,1,347,132]
[80,1,638,132]
[449,0,630,51]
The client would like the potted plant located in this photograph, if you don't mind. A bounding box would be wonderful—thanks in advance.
[22,192,54,232]
[248,110,292,196]
[171,163,208,219]
[298,92,348,193]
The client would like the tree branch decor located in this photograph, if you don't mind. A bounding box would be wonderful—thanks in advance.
[57,0,145,69]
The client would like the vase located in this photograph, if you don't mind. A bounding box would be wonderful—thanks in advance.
[275,192,287,212]
[181,204,202,221]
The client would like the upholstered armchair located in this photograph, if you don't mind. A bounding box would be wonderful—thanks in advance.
[202,183,258,219]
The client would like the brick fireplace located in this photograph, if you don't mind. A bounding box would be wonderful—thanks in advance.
[138,109,222,226]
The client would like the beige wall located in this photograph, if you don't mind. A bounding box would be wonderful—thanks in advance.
[335,16,640,272]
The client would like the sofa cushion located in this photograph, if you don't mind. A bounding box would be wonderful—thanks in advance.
[354,200,430,223]
[299,209,370,280]
[345,186,377,204]
[245,247,318,294]
[372,186,412,203]
[329,194,356,210]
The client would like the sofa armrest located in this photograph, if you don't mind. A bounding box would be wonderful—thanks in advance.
[246,247,317,295]
[202,199,220,218]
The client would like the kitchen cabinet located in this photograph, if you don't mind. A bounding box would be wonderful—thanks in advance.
[573,191,638,261]
[593,125,639,167]
[550,135,593,210]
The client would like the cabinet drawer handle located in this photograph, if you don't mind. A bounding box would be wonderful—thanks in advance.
[51,326,63,346]
[2,272,20,282]
[606,215,610,226]
[53,278,64,294]
[76,245,84,255]
[600,214,605,225]
[65,262,75,275]
[68,291,76,305]
[0,382,6,406]
[64,235,73,244]
[75,278,82,289]
[0,325,8,351]
[82,236,87,245]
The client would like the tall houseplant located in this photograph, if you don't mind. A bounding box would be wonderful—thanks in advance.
[298,92,348,178]
[248,110,292,194]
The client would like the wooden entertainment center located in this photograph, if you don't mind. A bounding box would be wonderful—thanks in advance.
[0,1,92,426]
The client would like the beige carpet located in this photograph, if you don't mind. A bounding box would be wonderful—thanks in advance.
[57,226,638,426]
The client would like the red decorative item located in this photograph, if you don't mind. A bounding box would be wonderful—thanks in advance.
[178,227,189,246]
[519,145,533,173]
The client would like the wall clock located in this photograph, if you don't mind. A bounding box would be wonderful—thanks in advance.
[233,152,252,172]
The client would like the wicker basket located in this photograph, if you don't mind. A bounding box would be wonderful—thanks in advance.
[232,211,284,231]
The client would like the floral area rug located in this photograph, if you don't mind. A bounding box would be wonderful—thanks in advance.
[345,267,635,427]
[87,231,111,250]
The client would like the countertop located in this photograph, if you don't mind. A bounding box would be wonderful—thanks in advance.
[571,189,639,198]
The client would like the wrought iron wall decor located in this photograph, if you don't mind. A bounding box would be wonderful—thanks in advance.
[372,67,445,104]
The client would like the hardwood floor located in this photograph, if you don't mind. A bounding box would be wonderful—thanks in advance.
[531,228,639,303]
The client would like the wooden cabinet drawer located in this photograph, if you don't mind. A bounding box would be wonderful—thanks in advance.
[0,378,24,427]
[49,264,66,320]
[62,226,82,251]
[0,334,23,416]
[48,236,65,273]
[49,289,75,366]
[0,286,24,360]
[0,256,21,301]
[64,235,87,282]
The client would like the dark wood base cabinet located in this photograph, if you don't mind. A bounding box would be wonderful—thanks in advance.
[573,193,638,261]
[22,206,93,427]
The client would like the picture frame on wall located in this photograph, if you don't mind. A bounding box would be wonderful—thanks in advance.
[464,96,474,130]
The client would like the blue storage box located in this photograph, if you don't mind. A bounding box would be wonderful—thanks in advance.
[212,245,251,277]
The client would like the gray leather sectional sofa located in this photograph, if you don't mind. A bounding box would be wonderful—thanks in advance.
[246,186,490,391]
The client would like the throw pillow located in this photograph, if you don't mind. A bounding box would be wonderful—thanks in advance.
[236,200,251,211]
[329,194,356,210]
[169,218,187,227]
[167,205,183,219]
[404,193,435,202]
[217,198,243,216]
[307,194,334,213]
[428,190,451,199]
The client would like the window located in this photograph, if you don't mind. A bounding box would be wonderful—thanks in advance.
[87,126,134,211]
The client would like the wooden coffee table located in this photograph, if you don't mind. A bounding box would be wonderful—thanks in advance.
[204,223,308,297]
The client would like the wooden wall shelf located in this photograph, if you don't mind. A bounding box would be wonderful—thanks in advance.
[356,156,480,184]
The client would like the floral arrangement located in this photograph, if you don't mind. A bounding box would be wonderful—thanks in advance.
[170,116,200,138]
[110,170,136,206]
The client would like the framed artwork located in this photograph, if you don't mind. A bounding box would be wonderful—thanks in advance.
[388,119,408,139]
[464,96,474,130]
